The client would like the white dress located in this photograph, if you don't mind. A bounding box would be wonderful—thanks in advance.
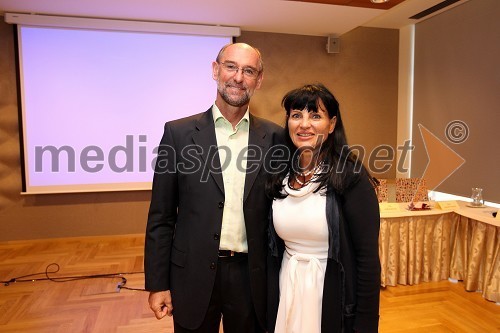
[272,179,329,333]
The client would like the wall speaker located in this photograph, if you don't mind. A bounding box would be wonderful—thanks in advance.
[326,36,340,54]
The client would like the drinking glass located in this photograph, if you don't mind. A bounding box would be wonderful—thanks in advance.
[471,188,484,206]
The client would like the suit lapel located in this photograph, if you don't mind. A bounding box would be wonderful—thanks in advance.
[192,109,225,194]
[244,115,268,202]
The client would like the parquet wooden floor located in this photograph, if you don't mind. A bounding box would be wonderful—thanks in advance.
[0,234,168,333]
[380,281,500,332]
[0,234,498,332]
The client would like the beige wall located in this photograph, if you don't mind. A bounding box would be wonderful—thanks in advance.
[411,0,500,202]
[239,30,399,174]
[0,23,398,241]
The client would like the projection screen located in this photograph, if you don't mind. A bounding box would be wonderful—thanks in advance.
[9,14,238,194]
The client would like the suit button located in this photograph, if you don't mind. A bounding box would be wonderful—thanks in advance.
[210,262,216,270]
[214,233,220,240]
[218,201,224,209]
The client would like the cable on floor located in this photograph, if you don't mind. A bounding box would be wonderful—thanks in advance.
[1,262,146,292]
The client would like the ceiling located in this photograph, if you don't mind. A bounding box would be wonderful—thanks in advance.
[287,0,407,10]
[0,0,468,36]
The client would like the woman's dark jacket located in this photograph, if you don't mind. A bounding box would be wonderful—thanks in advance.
[267,173,381,333]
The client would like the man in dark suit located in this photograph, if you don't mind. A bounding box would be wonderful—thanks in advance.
[145,43,284,333]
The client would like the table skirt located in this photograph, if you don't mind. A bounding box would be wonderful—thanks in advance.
[379,213,499,302]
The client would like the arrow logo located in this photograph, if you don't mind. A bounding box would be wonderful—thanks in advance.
[418,124,466,192]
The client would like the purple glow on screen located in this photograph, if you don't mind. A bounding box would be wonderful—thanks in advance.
[18,26,231,192]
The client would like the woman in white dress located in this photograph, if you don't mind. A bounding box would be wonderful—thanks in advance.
[267,84,380,333]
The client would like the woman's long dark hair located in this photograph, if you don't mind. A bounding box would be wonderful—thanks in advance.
[267,83,373,199]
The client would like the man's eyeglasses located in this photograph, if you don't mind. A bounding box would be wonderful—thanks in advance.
[218,62,260,79]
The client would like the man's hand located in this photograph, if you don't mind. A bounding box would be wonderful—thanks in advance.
[148,290,173,319]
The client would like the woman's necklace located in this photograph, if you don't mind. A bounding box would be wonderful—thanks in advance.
[294,174,306,186]
[294,162,323,187]
[297,168,315,177]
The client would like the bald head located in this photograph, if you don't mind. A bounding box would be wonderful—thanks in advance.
[216,43,264,72]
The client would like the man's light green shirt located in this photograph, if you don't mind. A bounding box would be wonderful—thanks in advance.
[212,104,249,253]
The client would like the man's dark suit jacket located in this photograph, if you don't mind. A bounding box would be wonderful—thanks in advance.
[145,108,284,330]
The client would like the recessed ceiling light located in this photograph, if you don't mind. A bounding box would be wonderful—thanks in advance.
[371,0,390,3]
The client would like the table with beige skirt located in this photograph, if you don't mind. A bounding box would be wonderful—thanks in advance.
[379,200,500,303]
